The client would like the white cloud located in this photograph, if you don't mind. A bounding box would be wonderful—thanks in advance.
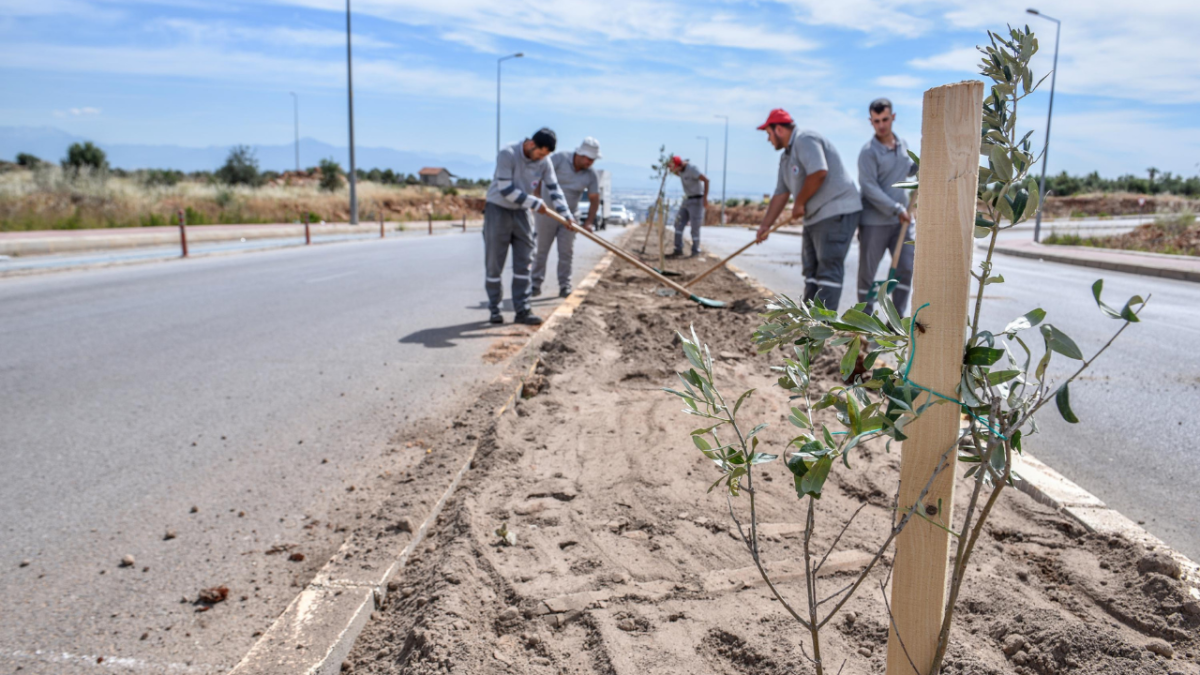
[52,106,102,118]
[908,47,979,73]
[874,74,924,89]
[151,18,394,49]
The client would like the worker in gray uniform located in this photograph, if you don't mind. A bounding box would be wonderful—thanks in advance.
[857,97,918,315]
[754,108,862,311]
[666,155,709,257]
[532,137,602,298]
[483,127,575,325]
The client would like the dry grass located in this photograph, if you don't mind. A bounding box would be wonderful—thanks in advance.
[0,167,486,231]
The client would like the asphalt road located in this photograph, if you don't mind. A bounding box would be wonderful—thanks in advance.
[0,226,615,673]
[701,226,1200,562]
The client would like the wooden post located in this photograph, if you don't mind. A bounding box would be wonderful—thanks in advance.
[177,209,188,258]
[885,80,983,675]
[658,198,668,270]
[303,213,311,245]
[379,205,385,238]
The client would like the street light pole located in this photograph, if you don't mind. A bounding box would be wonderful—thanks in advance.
[497,53,524,154]
[714,115,729,225]
[345,0,358,224]
[696,136,709,175]
[289,92,299,173]
[1027,8,1060,243]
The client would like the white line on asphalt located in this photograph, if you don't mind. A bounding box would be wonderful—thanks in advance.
[306,271,357,284]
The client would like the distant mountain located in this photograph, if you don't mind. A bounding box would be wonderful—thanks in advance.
[0,127,668,190]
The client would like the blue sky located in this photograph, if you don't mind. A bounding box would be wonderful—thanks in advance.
[2,0,1198,192]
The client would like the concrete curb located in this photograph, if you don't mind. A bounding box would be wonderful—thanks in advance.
[727,258,1200,598]
[992,242,1200,284]
[227,244,620,675]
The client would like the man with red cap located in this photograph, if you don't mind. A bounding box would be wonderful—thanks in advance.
[754,108,862,310]
[666,155,709,258]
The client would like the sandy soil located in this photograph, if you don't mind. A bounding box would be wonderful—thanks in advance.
[343,228,1199,675]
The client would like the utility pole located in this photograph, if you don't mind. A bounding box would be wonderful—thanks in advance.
[346,0,358,224]
[715,115,729,225]
[696,136,709,175]
[1027,8,1060,243]
[497,53,524,153]
[289,92,299,173]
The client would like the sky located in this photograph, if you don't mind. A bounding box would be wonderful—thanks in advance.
[2,0,1199,192]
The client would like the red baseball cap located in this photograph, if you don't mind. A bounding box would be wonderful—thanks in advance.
[757,108,794,130]
[671,155,684,168]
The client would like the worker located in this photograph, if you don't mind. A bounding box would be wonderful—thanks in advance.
[532,137,602,298]
[483,128,575,325]
[754,108,862,311]
[857,97,918,315]
[666,155,709,258]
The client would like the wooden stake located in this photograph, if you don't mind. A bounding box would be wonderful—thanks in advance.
[885,80,983,675]
[658,198,668,271]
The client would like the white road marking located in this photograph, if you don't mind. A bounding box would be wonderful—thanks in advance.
[306,271,357,284]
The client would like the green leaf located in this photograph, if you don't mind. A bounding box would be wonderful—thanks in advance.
[799,456,833,498]
[1011,190,1028,222]
[746,423,769,439]
[838,309,890,336]
[983,274,1005,286]
[732,389,756,416]
[693,435,712,452]
[990,145,1013,181]
[965,347,1005,366]
[974,225,993,239]
[750,453,778,465]
[840,338,861,381]
[1011,429,1023,453]
[788,407,811,429]
[1055,383,1080,423]
[1026,178,1040,215]
[1041,324,1084,360]
[907,149,920,167]
[1120,295,1145,323]
[893,181,919,190]
[1004,308,1046,335]
[986,369,1021,385]
[822,425,837,450]
[1090,279,1122,319]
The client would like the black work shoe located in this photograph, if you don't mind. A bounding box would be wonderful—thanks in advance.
[689,250,703,258]
[531,285,542,298]
[514,310,543,326]
[665,250,684,259]
[559,286,572,298]
[489,311,504,325]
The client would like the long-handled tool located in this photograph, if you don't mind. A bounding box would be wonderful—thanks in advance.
[866,220,911,304]
[684,213,799,288]
[543,210,726,308]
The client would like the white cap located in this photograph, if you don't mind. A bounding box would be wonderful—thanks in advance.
[576,137,602,160]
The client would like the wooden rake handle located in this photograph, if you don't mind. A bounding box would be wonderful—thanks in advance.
[684,214,800,288]
[542,209,698,299]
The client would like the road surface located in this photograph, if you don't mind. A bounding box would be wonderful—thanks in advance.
[702,225,1200,562]
[0,226,617,673]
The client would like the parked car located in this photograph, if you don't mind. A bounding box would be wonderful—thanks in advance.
[605,204,635,227]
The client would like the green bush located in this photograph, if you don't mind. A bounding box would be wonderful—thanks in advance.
[61,141,108,174]
[319,158,344,192]
[441,186,459,196]
[140,169,183,187]
[216,145,261,186]
[16,152,44,168]
[1155,211,1196,235]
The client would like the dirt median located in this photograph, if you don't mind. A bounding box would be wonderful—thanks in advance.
[342,226,1199,675]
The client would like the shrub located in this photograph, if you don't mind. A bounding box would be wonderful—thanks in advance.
[725,198,740,207]
[216,145,261,186]
[319,158,344,192]
[441,186,459,196]
[62,142,108,174]
[140,169,183,187]
[403,173,419,186]
[16,153,44,168]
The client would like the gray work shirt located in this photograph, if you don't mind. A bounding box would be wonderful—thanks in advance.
[541,151,599,213]
[775,130,862,225]
[858,135,918,226]
[485,141,571,219]
[678,162,705,198]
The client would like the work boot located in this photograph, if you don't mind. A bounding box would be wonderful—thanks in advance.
[665,250,684,259]
[489,310,504,325]
[531,284,542,298]
[689,249,703,258]
[559,285,572,298]
[514,310,543,326]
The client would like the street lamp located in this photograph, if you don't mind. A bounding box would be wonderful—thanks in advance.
[696,135,709,175]
[714,115,729,225]
[345,0,358,224]
[497,53,524,154]
[289,92,299,173]
[1027,8,1060,243]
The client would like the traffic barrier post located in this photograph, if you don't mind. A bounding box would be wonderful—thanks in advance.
[177,209,188,258]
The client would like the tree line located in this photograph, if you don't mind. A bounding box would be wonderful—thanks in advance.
[1044,168,1200,197]
[9,143,491,192]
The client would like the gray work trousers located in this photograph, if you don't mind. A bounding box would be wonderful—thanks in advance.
[672,197,705,254]
[531,213,576,290]
[857,221,916,316]
[483,202,535,314]
[801,211,860,311]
